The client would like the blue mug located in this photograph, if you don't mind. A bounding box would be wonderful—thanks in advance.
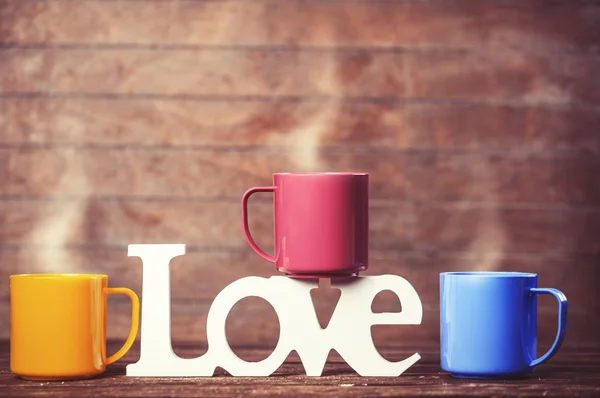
[440,272,567,379]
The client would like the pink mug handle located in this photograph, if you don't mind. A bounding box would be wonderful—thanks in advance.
[242,186,276,262]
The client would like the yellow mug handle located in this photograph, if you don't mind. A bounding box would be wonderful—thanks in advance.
[104,287,140,365]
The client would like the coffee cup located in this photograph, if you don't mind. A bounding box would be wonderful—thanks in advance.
[439,272,568,379]
[10,274,139,380]
[242,172,369,278]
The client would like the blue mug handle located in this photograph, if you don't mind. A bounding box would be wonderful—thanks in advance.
[529,288,568,367]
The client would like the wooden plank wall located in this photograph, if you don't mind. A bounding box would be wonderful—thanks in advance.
[1,0,600,354]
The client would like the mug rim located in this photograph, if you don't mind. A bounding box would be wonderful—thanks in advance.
[11,274,107,280]
[274,172,368,176]
[440,271,537,278]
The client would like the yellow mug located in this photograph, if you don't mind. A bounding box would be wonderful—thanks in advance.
[10,274,139,380]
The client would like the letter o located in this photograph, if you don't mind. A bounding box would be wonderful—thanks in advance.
[205,277,292,376]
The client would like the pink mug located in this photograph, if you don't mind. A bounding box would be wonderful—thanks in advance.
[242,172,369,278]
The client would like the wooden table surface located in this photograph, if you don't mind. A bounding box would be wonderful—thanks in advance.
[1,340,599,397]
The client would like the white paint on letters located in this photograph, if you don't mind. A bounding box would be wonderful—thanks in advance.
[126,244,215,376]
[126,244,423,377]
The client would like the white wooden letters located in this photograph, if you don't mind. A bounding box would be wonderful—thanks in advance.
[126,244,423,377]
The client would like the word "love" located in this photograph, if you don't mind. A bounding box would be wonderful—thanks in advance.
[126,244,423,377]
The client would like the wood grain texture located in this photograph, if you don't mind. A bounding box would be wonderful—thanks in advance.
[1,342,600,397]
[1,200,599,254]
[408,52,600,105]
[408,204,600,254]
[1,0,599,52]
[2,49,599,105]
[0,100,403,148]
[0,200,413,250]
[2,100,600,152]
[402,104,600,152]
[403,152,600,205]
[0,49,406,97]
[0,148,408,199]
[2,148,599,204]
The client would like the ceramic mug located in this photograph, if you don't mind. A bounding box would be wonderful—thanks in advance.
[10,274,139,380]
[440,272,568,379]
[242,172,369,278]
